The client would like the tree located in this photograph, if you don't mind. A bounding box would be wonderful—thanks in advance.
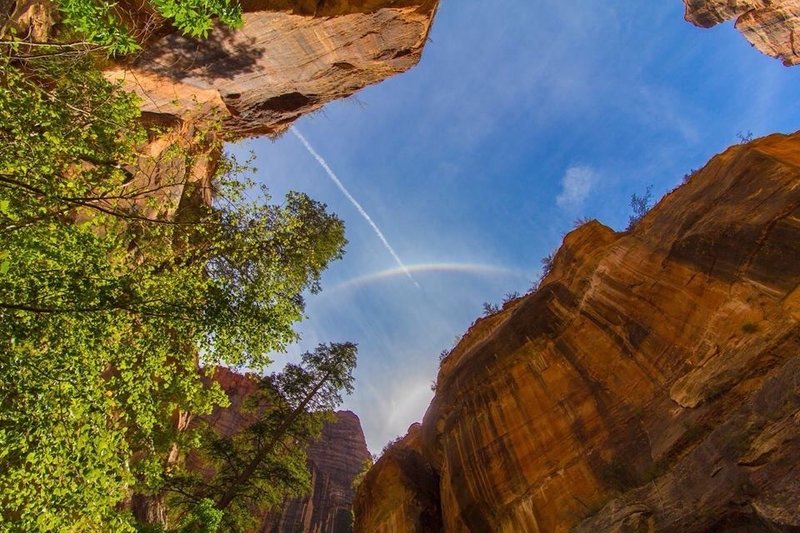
[0,54,350,530]
[165,343,358,531]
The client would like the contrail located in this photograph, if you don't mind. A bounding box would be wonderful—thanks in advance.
[291,126,420,288]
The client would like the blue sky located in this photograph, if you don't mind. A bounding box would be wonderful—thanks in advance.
[229,1,800,453]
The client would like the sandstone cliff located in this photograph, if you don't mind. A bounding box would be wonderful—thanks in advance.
[209,368,371,533]
[105,0,438,136]
[260,410,371,533]
[354,132,800,532]
[684,0,800,65]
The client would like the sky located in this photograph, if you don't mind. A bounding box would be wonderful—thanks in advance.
[228,1,800,454]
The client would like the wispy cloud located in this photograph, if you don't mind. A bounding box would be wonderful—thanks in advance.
[556,165,597,211]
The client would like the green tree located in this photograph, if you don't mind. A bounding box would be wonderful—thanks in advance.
[54,0,243,54]
[166,343,358,531]
[0,55,350,531]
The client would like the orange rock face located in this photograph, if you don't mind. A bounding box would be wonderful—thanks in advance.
[353,424,441,533]
[354,132,800,532]
[684,0,800,65]
[106,1,438,136]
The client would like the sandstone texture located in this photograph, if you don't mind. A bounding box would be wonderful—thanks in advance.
[684,0,800,65]
[261,410,371,533]
[106,0,438,136]
[353,424,442,533]
[354,132,800,532]
[207,368,371,533]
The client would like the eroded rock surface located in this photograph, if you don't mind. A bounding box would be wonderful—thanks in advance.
[107,0,438,136]
[260,410,371,533]
[354,132,800,532]
[353,424,441,533]
[685,0,800,65]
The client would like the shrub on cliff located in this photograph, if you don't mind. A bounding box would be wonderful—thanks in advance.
[626,185,653,231]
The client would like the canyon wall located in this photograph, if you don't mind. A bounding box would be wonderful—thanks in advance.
[106,0,438,136]
[684,0,800,65]
[209,368,371,533]
[354,132,800,532]
[259,410,371,533]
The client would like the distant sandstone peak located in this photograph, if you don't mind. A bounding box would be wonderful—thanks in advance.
[684,0,800,65]
[106,0,439,137]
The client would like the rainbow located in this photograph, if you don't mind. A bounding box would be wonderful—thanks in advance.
[322,262,523,295]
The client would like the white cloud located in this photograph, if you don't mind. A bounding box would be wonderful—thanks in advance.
[556,165,598,211]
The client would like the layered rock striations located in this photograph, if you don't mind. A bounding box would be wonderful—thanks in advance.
[353,424,441,533]
[207,368,371,533]
[106,0,438,136]
[684,0,800,65]
[260,410,371,533]
[354,132,800,532]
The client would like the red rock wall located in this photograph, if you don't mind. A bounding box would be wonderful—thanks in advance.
[260,410,371,533]
[354,132,800,532]
[106,0,439,136]
[684,0,800,65]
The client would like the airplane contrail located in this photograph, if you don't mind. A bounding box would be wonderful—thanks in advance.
[290,127,420,288]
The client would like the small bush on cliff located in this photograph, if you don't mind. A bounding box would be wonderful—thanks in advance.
[482,301,500,316]
[503,291,520,305]
[626,184,653,231]
[380,436,403,457]
[540,252,555,278]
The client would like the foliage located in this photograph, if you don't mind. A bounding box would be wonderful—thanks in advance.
[626,184,653,231]
[527,251,556,293]
[167,343,357,531]
[352,456,374,491]
[152,0,242,37]
[502,291,520,305]
[55,0,243,54]
[380,436,403,457]
[736,130,754,144]
[0,55,348,530]
[55,0,140,54]
[482,301,499,316]
[134,498,223,533]
[540,252,555,279]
